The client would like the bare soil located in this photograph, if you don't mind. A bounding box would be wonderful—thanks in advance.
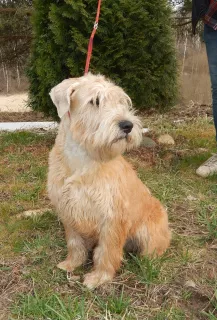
[0,93,29,112]
[0,111,54,122]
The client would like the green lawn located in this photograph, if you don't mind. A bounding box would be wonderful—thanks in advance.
[0,115,217,320]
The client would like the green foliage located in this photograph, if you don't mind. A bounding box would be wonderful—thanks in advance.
[183,0,192,12]
[11,292,87,320]
[198,202,217,240]
[28,0,177,118]
[202,290,217,319]
[96,289,131,316]
[154,307,186,319]
[126,253,168,284]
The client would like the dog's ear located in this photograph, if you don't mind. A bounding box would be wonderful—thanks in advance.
[49,79,79,118]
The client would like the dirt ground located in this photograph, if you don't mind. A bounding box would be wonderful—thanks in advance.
[0,111,54,122]
[0,93,30,113]
[0,93,54,122]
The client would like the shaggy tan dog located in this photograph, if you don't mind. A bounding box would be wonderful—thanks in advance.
[48,73,171,289]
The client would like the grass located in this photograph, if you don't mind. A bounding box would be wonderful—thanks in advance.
[12,292,88,320]
[1,111,217,320]
[125,254,168,285]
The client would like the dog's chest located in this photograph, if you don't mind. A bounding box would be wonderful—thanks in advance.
[59,177,116,225]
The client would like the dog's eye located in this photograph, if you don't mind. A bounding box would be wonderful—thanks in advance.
[89,98,100,107]
[96,97,99,107]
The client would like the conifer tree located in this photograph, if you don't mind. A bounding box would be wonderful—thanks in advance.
[28,0,177,118]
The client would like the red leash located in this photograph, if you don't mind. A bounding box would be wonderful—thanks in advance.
[68,1,102,118]
[84,0,102,74]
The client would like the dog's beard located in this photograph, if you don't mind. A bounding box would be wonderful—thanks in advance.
[111,133,129,144]
[80,133,135,161]
[109,130,141,155]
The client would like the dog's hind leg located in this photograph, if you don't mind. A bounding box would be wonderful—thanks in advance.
[57,224,87,272]
[134,219,171,257]
[124,225,149,255]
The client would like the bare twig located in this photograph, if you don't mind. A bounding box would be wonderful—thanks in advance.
[173,20,192,27]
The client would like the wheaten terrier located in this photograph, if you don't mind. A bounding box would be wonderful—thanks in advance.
[48,73,171,289]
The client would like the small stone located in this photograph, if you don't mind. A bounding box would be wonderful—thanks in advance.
[185,280,196,288]
[158,134,175,145]
[142,128,150,134]
[176,149,190,157]
[187,195,197,201]
[68,275,80,281]
[188,100,195,108]
[140,137,157,148]
[17,208,52,219]
[174,119,185,124]
[210,244,217,250]
[197,148,209,153]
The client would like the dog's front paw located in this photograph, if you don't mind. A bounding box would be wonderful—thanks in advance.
[83,271,114,289]
[57,260,75,272]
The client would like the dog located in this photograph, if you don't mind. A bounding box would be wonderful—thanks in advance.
[47,73,171,289]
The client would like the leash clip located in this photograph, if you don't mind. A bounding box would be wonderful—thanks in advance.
[94,22,98,30]
[67,271,72,281]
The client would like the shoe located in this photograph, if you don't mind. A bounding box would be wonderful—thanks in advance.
[196,153,217,177]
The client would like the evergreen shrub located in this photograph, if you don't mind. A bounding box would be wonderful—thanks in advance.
[28,0,177,119]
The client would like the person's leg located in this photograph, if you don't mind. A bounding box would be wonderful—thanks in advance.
[196,24,217,177]
[204,24,217,140]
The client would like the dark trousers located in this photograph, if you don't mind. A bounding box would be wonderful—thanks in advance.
[204,24,217,141]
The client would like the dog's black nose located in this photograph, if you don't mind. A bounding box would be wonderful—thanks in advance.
[119,120,133,134]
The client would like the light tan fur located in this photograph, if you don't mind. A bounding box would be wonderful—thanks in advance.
[48,73,171,289]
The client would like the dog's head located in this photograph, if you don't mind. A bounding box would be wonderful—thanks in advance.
[50,73,142,161]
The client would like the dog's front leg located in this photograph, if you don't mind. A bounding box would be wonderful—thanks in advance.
[57,224,87,272]
[83,218,128,289]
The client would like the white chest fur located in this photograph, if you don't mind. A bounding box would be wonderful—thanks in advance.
[64,132,92,173]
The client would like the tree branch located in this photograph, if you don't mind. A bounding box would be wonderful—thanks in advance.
[173,20,192,27]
